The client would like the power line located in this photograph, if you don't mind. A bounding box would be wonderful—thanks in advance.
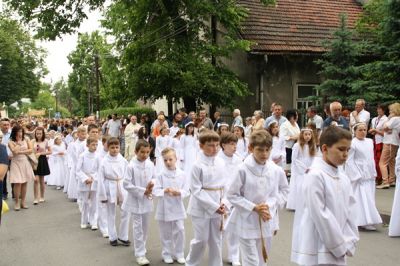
[141,24,188,50]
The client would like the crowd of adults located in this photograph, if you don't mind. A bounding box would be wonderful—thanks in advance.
[1,99,400,222]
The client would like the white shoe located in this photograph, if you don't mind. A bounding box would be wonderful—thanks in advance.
[80,224,88,229]
[363,225,377,231]
[91,225,98,230]
[176,257,186,264]
[102,233,109,238]
[163,257,174,264]
[232,262,241,266]
[136,257,150,265]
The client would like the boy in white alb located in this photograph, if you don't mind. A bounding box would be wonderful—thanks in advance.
[227,130,281,266]
[96,134,110,237]
[97,137,131,247]
[153,147,189,264]
[217,133,242,266]
[291,126,359,266]
[123,140,155,266]
[76,136,100,230]
[186,130,227,266]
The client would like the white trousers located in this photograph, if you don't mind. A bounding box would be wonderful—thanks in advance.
[132,213,151,257]
[225,230,240,263]
[97,201,108,235]
[239,237,272,266]
[106,203,130,241]
[158,220,185,260]
[185,216,222,266]
[80,191,98,226]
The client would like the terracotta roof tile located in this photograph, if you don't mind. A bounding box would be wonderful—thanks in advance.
[238,0,363,54]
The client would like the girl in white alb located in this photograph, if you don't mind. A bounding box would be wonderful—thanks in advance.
[64,131,77,193]
[267,121,286,169]
[51,136,68,190]
[345,122,382,230]
[233,125,248,160]
[286,128,316,210]
[179,122,197,175]
[155,127,173,174]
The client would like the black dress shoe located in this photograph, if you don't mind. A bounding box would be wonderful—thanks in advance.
[110,240,118,246]
[118,238,131,246]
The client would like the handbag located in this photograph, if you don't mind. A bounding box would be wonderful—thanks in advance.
[26,152,38,171]
[2,200,9,214]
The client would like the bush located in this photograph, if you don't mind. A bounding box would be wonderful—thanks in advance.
[100,106,155,119]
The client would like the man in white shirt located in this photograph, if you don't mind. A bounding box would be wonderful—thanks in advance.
[106,114,122,138]
[124,116,141,160]
[349,99,370,130]
[306,106,323,130]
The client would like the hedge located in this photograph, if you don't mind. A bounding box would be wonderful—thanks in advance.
[100,106,155,119]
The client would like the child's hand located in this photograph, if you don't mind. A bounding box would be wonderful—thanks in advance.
[254,203,271,222]
[164,187,172,194]
[171,190,181,197]
[216,204,226,215]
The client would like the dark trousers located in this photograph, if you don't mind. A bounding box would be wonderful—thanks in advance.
[2,172,8,198]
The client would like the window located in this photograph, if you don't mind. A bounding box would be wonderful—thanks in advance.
[295,84,320,128]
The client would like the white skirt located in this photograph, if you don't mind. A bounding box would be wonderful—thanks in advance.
[51,156,68,187]
[389,178,400,236]
[353,178,382,226]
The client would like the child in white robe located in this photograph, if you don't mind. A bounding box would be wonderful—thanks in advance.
[64,131,77,193]
[76,136,100,230]
[186,130,227,266]
[97,137,130,247]
[155,127,173,174]
[180,122,197,175]
[345,122,382,230]
[227,130,282,266]
[67,127,87,201]
[51,136,68,190]
[287,128,316,210]
[171,128,183,170]
[233,125,248,160]
[389,149,400,236]
[266,121,286,168]
[122,139,155,265]
[291,126,359,266]
[217,133,242,266]
[154,147,189,264]
[96,135,110,238]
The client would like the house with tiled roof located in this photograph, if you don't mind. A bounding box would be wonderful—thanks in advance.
[221,0,365,125]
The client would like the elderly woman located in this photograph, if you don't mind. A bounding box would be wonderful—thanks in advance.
[252,110,265,131]
[8,125,36,210]
[377,103,400,189]
[280,109,300,172]
[151,114,169,138]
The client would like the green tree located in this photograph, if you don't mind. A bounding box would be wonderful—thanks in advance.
[5,0,275,110]
[314,14,361,107]
[354,0,400,105]
[67,31,125,115]
[0,14,47,106]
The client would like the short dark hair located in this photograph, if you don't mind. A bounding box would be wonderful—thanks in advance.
[87,136,98,145]
[135,139,150,152]
[87,124,99,133]
[320,126,351,147]
[198,130,220,144]
[220,132,238,149]
[107,137,120,147]
[285,109,298,120]
[179,107,187,113]
[308,106,318,114]
[249,130,272,148]
[0,118,10,123]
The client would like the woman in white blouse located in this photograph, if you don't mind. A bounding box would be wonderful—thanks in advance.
[368,104,388,185]
[280,109,300,173]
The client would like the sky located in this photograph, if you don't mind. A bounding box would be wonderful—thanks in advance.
[0,1,103,84]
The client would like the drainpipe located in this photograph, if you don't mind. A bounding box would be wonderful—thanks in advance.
[259,55,268,112]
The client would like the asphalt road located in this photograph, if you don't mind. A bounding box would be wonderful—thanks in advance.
[1,182,399,266]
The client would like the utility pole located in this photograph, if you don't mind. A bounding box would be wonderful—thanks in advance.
[94,53,100,115]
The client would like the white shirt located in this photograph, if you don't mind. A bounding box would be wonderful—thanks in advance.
[76,150,100,192]
[280,121,300,149]
[227,155,282,239]
[308,114,323,130]
[350,109,370,129]
[122,157,155,214]
[153,168,189,221]
[383,116,400,146]
[370,115,388,144]
[107,119,122,138]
